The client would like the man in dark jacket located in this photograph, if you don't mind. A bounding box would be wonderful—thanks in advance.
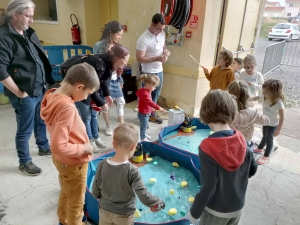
[0,0,55,176]
[187,90,258,225]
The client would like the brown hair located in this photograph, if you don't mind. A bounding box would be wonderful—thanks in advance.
[243,54,257,66]
[233,57,243,67]
[64,62,100,90]
[200,89,237,124]
[219,50,233,67]
[110,44,130,76]
[262,79,284,106]
[139,74,160,86]
[228,80,249,111]
[113,123,139,149]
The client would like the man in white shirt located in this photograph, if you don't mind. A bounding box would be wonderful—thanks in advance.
[136,13,170,124]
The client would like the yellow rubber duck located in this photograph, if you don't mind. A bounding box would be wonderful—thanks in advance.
[149,178,157,183]
[168,208,177,216]
[172,162,179,167]
[188,196,195,203]
[180,181,188,188]
[169,189,175,195]
[146,157,153,162]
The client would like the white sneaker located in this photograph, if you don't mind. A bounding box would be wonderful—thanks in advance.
[94,138,106,148]
[145,133,151,139]
[90,140,101,153]
[134,105,138,112]
[105,125,113,136]
[142,138,150,142]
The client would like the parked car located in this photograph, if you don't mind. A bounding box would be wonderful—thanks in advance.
[268,23,300,41]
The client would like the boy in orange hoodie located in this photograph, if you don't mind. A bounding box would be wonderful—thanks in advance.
[204,50,235,91]
[41,62,100,225]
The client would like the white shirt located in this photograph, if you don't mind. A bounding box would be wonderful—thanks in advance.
[136,29,165,73]
[260,95,284,126]
[111,71,117,80]
[239,71,264,97]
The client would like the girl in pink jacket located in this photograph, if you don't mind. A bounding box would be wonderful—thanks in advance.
[228,80,270,150]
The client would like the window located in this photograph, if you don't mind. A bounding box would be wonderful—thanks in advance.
[289,3,293,7]
[274,24,290,29]
[287,13,291,16]
[34,0,58,24]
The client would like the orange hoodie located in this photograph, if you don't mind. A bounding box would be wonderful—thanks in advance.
[40,89,90,165]
[205,65,234,90]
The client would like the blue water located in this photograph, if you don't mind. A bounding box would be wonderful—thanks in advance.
[163,129,211,155]
[134,156,200,223]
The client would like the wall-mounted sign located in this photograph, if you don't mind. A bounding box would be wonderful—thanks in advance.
[189,15,198,29]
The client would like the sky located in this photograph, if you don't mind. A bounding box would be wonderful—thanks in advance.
[277,0,285,6]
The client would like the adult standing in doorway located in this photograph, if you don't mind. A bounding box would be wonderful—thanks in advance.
[0,0,55,176]
[136,13,170,124]
[93,21,125,136]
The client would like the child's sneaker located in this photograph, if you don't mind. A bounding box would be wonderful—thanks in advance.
[257,156,270,165]
[105,125,113,136]
[94,138,106,148]
[90,140,101,153]
[253,148,264,153]
[145,133,151,139]
[142,138,150,142]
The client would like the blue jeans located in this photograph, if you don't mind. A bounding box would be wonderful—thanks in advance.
[75,102,99,140]
[9,94,50,165]
[258,125,277,157]
[141,71,163,103]
[138,112,150,140]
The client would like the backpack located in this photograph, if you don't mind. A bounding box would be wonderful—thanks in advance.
[60,54,106,78]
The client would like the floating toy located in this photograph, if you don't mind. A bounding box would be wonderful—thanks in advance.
[132,143,143,163]
[180,181,188,188]
[149,178,157,183]
[153,161,158,166]
[172,162,179,167]
[168,208,177,216]
[180,116,197,133]
[170,175,175,180]
[169,189,175,195]
[188,196,195,203]
[134,209,142,218]
[146,157,153,162]
[180,210,186,216]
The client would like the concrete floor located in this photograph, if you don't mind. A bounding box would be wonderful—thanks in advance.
[0,101,299,225]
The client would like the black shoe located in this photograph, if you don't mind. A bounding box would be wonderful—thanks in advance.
[149,112,163,124]
[19,162,42,176]
[38,148,52,156]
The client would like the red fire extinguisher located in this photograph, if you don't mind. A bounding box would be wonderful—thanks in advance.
[70,14,81,45]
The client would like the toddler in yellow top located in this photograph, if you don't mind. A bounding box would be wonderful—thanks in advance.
[204,50,235,91]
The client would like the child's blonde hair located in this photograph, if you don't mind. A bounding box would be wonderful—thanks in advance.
[64,62,100,90]
[262,79,284,106]
[219,50,233,67]
[228,80,250,111]
[139,74,160,86]
[113,123,139,150]
[243,54,257,66]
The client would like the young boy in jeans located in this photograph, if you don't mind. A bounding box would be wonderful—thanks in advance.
[92,123,165,225]
[187,90,258,225]
[41,63,100,225]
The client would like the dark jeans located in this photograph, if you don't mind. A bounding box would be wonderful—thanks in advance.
[75,102,99,140]
[9,94,50,165]
[258,125,278,157]
[138,112,150,140]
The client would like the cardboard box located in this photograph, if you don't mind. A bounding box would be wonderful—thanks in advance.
[168,110,185,126]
